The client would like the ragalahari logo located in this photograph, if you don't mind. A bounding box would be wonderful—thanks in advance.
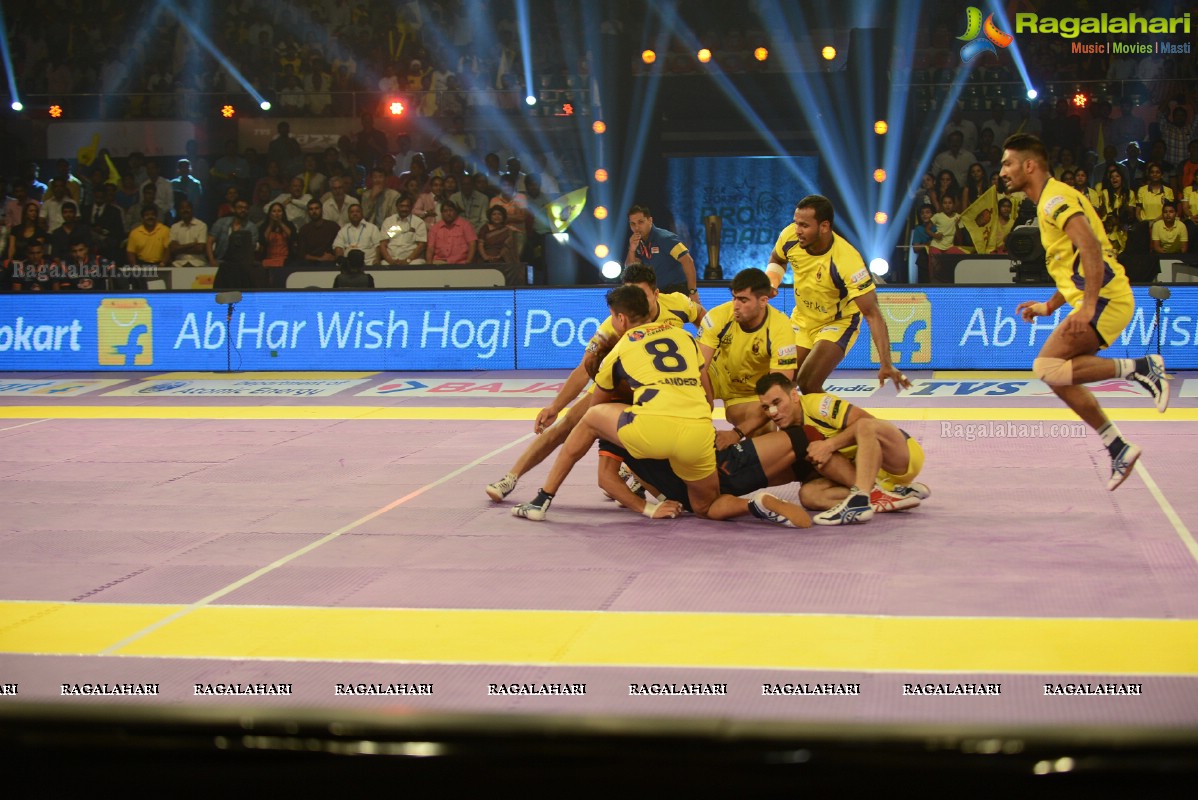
[958,7,1013,62]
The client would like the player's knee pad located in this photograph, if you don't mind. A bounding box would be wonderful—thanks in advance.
[1033,356,1074,386]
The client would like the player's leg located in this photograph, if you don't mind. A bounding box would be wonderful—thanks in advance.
[794,317,860,394]
[512,403,626,520]
[724,395,772,438]
[487,394,592,501]
[798,477,850,510]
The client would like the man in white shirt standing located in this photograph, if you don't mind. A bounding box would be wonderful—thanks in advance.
[333,203,383,265]
[378,195,428,265]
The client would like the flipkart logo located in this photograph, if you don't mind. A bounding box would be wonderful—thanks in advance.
[958,7,1013,63]
[97,298,153,366]
[872,293,931,365]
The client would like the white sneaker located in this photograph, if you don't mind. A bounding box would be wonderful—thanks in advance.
[486,473,518,502]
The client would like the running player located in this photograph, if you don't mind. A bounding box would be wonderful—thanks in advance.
[755,373,928,525]
[698,268,797,446]
[999,133,1170,490]
[511,286,807,526]
[765,195,910,393]
[485,263,702,501]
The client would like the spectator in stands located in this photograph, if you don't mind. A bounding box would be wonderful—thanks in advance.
[992,197,1016,253]
[83,183,124,262]
[210,140,250,195]
[171,159,204,212]
[393,134,418,177]
[1178,139,1198,198]
[113,174,141,212]
[928,194,965,282]
[266,176,311,228]
[478,205,517,264]
[451,172,488,231]
[127,205,171,269]
[397,153,429,193]
[4,181,29,228]
[1158,104,1196,169]
[334,249,375,288]
[298,199,341,265]
[185,140,210,187]
[141,161,174,217]
[503,156,528,193]
[322,177,355,225]
[929,169,961,214]
[333,203,383,265]
[1109,97,1146,151]
[1151,201,1188,255]
[944,105,978,153]
[299,153,327,197]
[23,162,47,201]
[53,159,83,204]
[1136,163,1174,225]
[522,173,553,277]
[64,238,102,290]
[168,200,210,269]
[1052,147,1078,181]
[426,201,477,264]
[260,202,297,284]
[48,201,90,260]
[1102,167,1136,229]
[356,113,389,169]
[489,175,528,255]
[9,241,53,291]
[379,195,428,266]
[413,175,445,228]
[1093,144,1127,189]
[1119,142,1148,188]
[255,160,287,204]
[1072,168,1102,214]
[1082,100,1114,155]
[931,130,974,186]
[208,199,260,264]
[961,162,988,209]
[360,166,401,230]
[909,202,935,278]
[39,179,73,232]
[268,121,303,175]
[305,58,334,115]
[279,73,307,114]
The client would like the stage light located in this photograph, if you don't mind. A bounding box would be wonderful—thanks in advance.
[594,168,608,182]
[10,101,22,111]
[48,104,62,118]
[388,100,405,116]
[874,212,888,224]
[1026,88,1038,100]
[874,120,888,135]
[1071,92,1087,108]
[220,104,235,118]
[641,49,656,64]
[873,169,886,183]
[697,48,712,63]
[259,100,271,111]
[754,47,768,62]
[594,244,609,258]
[525,95,536,106]
[821,46,837,60]
[601,260,622,279]
[592,120,606,134]
[869,258,890,276]
[594,206,608,220]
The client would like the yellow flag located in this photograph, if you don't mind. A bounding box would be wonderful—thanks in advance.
[547,186,588,233]
[103,153,122,186]
[960,185,999,254]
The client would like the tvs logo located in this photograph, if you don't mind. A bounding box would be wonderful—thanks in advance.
[958,7,1013,62]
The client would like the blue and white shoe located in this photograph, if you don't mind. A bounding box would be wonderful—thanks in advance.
[1107,443,1142,491]
[889,482,930,501]
[813,489,875,525]
[1131,354,1170,413]
[512,491,553,520]
[747,491,810,528]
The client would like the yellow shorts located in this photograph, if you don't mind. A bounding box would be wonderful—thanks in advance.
[617,411,716,482]
[792,313,862,354]
[877,436,924,489]
[707,365,761,408]
[1083,293,1134,350]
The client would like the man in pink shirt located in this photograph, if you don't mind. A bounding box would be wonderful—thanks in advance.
[426,202,477,264]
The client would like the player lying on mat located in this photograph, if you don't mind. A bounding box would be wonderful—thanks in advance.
[486,263,703,502]
[755,373,929,526]
[512,285,774,524]
[596,429,854,527]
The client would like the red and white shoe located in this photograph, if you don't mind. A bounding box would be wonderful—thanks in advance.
[869,484,921,513]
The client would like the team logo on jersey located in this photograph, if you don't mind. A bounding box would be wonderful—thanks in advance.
[871,292,932,366]
[958,7,1013,63]
[751,340,761,356]
[628,330,646,341]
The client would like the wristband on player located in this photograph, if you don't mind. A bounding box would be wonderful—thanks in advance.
[642,499,661,518]
[732,427,745,439]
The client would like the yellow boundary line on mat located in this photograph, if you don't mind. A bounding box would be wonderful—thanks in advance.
[0,406,1195,422]
[1,601,1196,674]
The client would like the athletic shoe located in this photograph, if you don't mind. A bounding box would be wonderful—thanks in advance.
[512,491,553,521]
[747,491,810,528]
[1131,354,1170,413]
[813,490,875,526]
[1107,443,1142,491]
[869,485,920,513]
[890,482,931,501]
[486,473,518,502]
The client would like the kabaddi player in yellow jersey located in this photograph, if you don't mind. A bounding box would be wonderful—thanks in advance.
[698,267,797,446]
[485,263,702,502]
[999,133,1170,491]
[755,373,929,525]
[765,195,910,394]
[512,286,807,525]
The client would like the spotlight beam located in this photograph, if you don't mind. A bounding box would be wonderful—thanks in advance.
[157,0,268,108]
[515,0,537,110]
[0,5,23,109]
[985,0,1034,96]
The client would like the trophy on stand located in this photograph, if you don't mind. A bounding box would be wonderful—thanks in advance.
[704,215,723,280]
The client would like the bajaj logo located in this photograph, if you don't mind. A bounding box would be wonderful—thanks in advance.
[871,293,931,365]
[97,298,153,366]
[958,7,1013,62]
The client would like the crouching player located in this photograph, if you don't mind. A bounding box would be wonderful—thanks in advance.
[755,373,929,525]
